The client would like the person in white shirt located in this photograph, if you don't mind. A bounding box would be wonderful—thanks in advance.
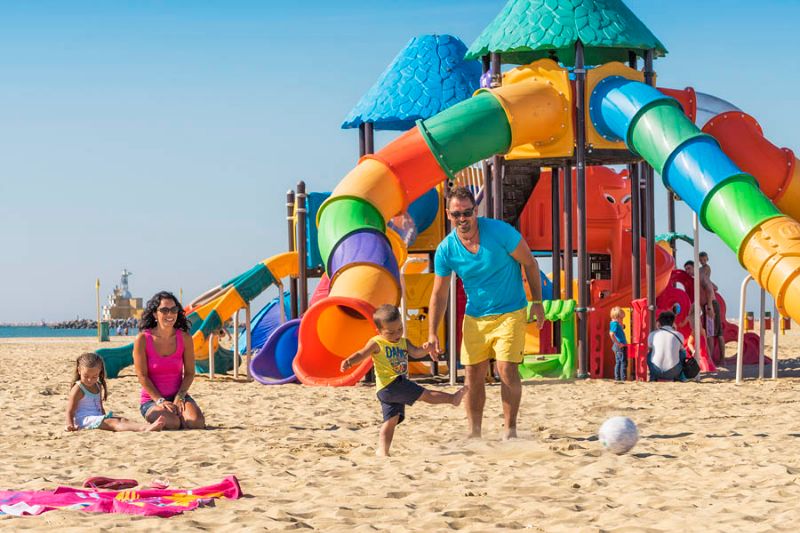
[647,311,687,382]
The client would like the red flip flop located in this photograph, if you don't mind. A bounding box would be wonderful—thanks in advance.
[83,476,139,490]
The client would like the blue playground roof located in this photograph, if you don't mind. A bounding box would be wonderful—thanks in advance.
[342,34,481,131]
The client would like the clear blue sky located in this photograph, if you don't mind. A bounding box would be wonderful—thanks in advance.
[1,0,798,322]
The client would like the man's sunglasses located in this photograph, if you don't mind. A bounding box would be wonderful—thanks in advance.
[158,306,180,315]
[448,208,475,219]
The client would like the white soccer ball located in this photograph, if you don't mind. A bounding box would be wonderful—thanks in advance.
[598,416,639,455]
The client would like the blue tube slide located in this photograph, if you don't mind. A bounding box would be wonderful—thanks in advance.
[241,292,291,355]
[249,318,300,385]
[589,76,751,221]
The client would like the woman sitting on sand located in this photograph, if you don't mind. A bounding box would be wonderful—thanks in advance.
[133,291,205,430]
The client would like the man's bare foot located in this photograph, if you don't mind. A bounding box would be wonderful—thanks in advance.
[375,448,389,457]
[468,429,482,439]
[452,386,468,406]
[145,416,166,432]
[503,428,518,440]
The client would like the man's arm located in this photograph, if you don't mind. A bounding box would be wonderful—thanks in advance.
[427,274,450,354]
[509,239,545,329]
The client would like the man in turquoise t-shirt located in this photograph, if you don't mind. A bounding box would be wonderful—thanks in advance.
[428,186,545,439]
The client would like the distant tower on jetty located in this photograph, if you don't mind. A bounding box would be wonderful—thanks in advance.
[102,268,144,320]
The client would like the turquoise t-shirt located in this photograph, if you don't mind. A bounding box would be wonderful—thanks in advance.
[610,320,627,345]
[434,217,527,317]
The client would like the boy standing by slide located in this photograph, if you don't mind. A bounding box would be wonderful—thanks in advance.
[340,304,466,456]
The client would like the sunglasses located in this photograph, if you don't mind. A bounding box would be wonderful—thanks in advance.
[157,306,180,315]
[448,208,475,219]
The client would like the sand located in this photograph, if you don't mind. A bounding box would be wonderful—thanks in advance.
[2,332,800,532]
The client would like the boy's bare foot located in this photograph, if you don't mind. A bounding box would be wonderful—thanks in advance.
[375,448,389,457]
[452,386,468,407]
[145,415,167,432]
[503,428,518,440]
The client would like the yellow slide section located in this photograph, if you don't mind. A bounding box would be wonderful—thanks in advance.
[191,252,298,359]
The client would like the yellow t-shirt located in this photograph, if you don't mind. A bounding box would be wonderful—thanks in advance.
[371,335,409,391]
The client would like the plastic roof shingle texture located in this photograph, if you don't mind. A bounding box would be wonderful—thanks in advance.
[466,0,667,66]
[342,34,481,131]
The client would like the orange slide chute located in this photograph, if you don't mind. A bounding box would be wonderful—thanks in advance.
[292,126,444,386]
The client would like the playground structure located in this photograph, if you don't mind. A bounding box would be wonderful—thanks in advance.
[99,0,800,384]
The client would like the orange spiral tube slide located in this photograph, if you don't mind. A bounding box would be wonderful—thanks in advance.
[292,296,378,386]
[363,126,450,205]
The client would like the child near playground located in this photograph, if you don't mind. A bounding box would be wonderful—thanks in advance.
[65,352,166,432]
[609,307,628,382]
[340,304,467,456]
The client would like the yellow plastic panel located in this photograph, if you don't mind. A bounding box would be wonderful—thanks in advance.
[264,251,299,281]
[740,216,800,322]
[385,227,408,269]
[403,273,447,375]
[403,273,435,309]
[488,59,573,159]
[585,62,645,150]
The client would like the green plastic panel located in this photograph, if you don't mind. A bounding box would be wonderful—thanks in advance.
[519,299,576,380]
[234,264,276,303]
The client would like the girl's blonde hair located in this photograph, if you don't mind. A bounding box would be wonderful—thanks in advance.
[610,306,624,320]
[73,352,108,400]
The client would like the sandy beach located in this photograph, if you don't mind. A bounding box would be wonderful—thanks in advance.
[2,333,800,531]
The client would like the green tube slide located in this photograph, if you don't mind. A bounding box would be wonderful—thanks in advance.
[628,100,780,253]
[628,103,705,177]
[417,91,511,178]
[703,179,782,252]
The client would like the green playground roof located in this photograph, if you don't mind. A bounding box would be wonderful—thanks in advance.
[465,0,667,67]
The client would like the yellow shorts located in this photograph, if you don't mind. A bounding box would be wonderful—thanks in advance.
[460,308,527,366]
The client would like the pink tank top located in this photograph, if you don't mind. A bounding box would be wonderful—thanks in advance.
[140,329,184,404]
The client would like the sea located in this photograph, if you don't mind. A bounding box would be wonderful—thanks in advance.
[0,326,138,338]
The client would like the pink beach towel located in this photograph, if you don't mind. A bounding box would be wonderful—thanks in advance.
[0,476,241,518]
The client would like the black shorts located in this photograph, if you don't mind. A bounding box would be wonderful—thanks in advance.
[376,376,424,424]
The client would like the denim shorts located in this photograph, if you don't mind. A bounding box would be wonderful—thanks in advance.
[376,376,424,424]
[140,394,196,419]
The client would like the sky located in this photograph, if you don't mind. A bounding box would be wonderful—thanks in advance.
[1,0,799,323]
